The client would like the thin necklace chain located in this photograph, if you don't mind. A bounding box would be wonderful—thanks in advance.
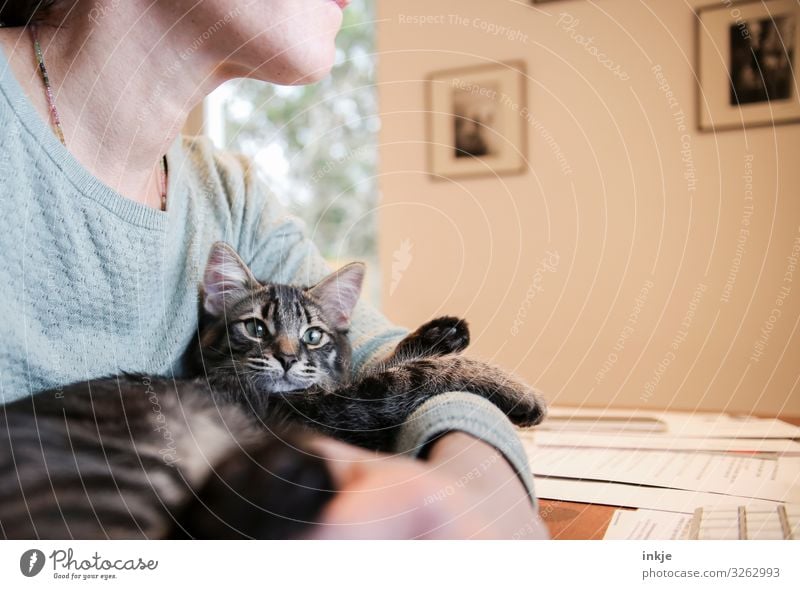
[29,25,168,211]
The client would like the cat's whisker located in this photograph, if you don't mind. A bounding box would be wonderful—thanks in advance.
[206,345,233,357]
[244,362,270,371]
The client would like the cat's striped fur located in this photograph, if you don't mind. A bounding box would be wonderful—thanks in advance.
[0,242,546,539]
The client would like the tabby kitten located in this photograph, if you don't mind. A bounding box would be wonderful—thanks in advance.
[0,242,546,539]
[192,243,546,450]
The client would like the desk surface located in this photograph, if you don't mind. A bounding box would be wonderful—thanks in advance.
[536,416,800,539]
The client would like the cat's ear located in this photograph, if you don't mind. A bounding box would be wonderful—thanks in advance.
[202,242,258,316]
[307,262,365,330]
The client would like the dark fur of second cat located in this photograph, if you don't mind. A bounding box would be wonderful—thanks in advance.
[0,242,546,540]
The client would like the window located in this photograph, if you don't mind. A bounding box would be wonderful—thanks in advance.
[205,0,380,301]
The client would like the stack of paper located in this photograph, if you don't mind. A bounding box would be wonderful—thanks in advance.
[528,446,799,502]
[603,509,692,540]
[519,407,800,539]
[535,407,800,439]
[604,504,800,540]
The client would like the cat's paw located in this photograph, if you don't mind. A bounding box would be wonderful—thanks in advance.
[507,387,548,428]
[394,316,470,359]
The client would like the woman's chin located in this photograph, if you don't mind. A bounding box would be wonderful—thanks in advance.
[265,51,337,85]
[235,4,342,85]
[273,16,341,84]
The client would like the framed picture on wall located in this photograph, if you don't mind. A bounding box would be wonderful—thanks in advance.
[427,61,527,179]
[696,0,800,131]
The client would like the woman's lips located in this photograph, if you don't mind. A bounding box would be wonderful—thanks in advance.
[331,0,350,9]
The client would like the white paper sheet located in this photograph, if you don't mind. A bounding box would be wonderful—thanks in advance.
[602,509,692,540]
[518,431,800,454]
[527,446,800,502]
[538,407,800,439]
[536,477,782,512]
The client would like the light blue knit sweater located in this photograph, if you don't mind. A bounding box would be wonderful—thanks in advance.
[0,46,536,504]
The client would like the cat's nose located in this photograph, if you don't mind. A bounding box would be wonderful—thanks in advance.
[275,353,298,371]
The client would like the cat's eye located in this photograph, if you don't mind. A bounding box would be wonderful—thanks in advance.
[302,327,325,346]
[243,319,267,339]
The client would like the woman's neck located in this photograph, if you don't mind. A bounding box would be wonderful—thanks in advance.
[0,4,226,208]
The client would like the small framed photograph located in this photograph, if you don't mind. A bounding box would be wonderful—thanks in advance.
[427,61,527,179]
[697,0,800,131]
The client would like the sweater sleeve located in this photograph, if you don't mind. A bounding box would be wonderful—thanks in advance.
[394,392,538,509]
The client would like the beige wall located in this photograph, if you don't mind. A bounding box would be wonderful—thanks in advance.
[375,0,800,416]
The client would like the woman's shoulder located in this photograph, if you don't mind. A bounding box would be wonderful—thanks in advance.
[172,134,292,253]
[173,133,278,215]
[175,134,257,194]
